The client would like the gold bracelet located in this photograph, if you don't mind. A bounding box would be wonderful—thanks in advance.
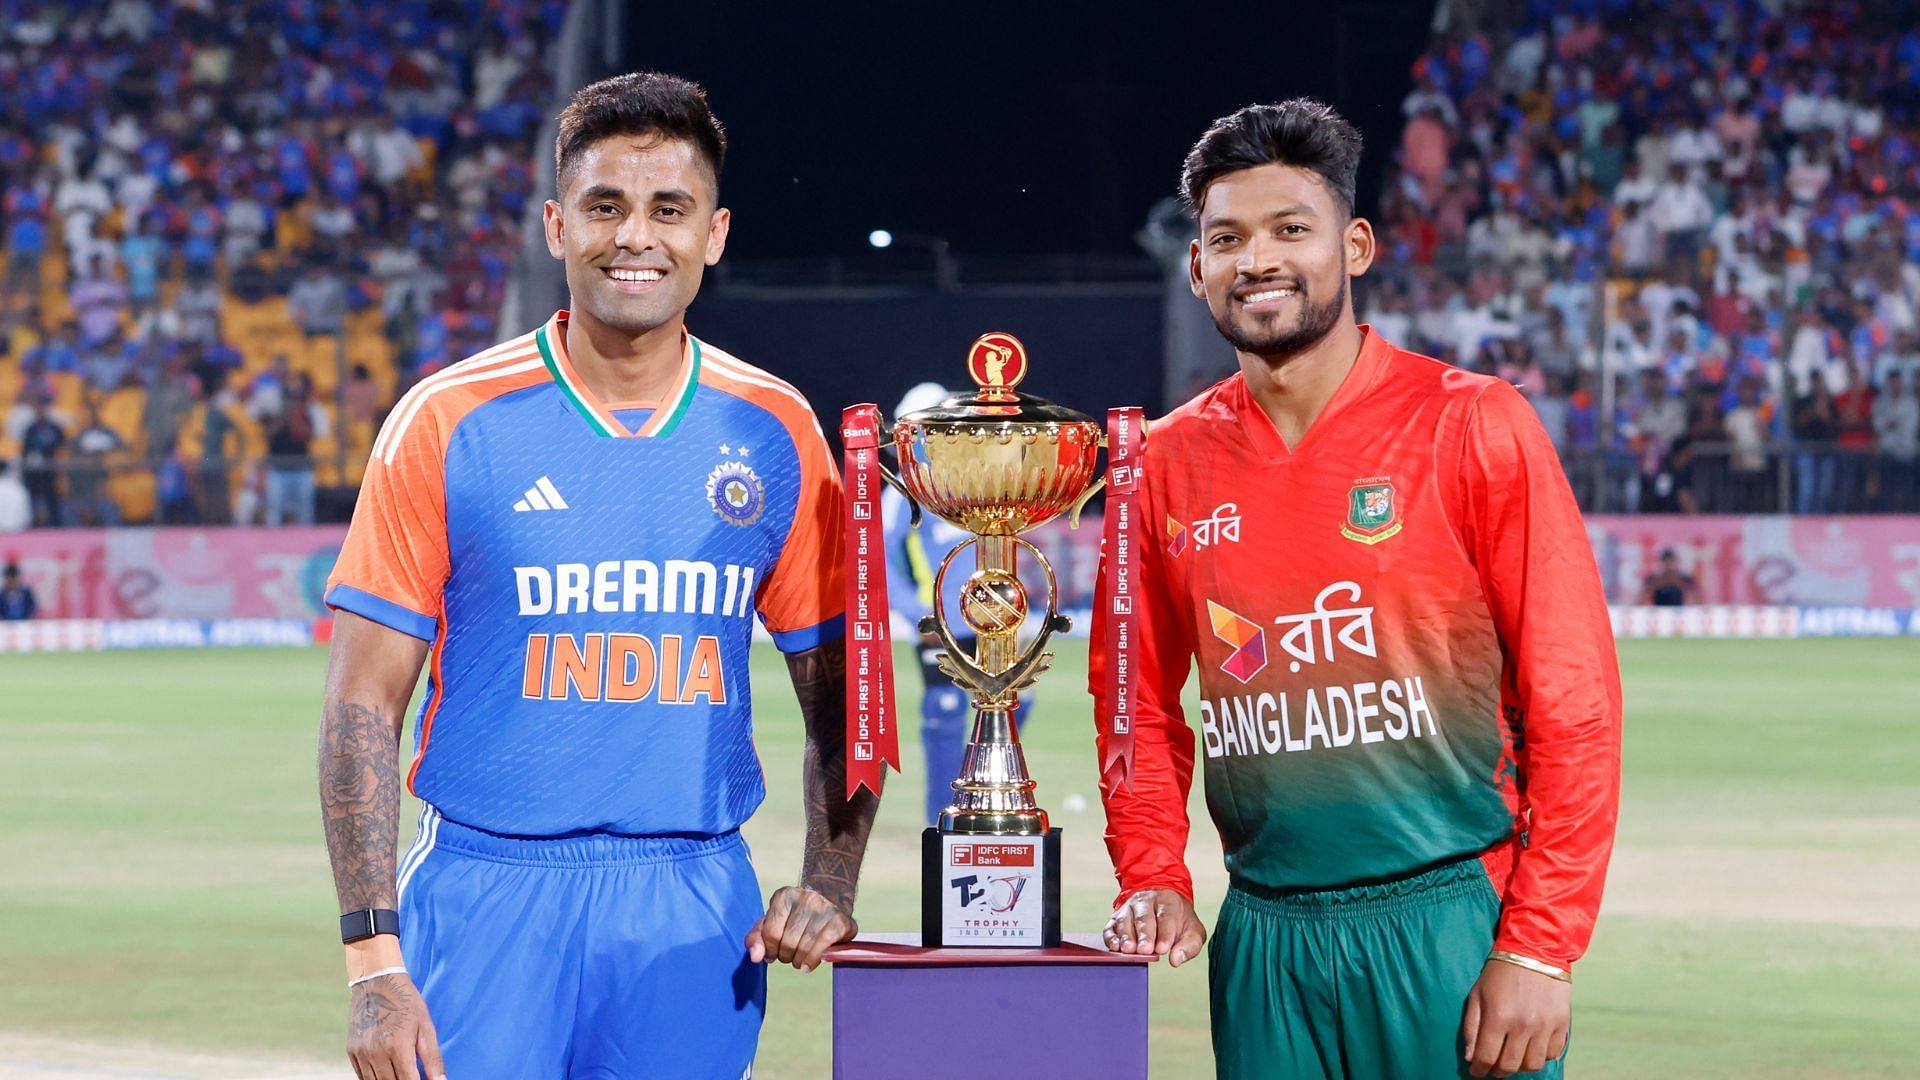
[1488,950,1572,983]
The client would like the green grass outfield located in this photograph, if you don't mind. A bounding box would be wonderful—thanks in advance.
[2,638,1917,1078]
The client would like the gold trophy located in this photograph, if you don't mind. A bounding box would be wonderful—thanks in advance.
[859,332,1106,947]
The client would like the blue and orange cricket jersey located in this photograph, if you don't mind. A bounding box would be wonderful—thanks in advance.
[326,310,845,838]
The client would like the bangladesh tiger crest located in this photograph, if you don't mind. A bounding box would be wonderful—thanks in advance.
[1341,480,1401,545]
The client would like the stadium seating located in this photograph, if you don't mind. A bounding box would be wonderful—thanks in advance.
[0,0,562,525]
[1366,0,1920,513]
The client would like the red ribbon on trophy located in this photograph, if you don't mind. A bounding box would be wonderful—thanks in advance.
[1100,406,1145,791]
[841,404,901,799]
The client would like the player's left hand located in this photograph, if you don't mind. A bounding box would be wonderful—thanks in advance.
[745,885,857,973]
[1462,959,1571,1077]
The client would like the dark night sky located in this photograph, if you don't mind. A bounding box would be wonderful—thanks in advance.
[622,5,1437,260]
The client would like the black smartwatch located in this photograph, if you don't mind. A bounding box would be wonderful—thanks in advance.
[340,908,401,943]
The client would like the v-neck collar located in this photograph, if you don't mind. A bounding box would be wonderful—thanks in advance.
[534,310,702,438]
[1233,324,1392,460]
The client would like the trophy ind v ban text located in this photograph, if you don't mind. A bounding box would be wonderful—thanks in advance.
[844,332,1107,948]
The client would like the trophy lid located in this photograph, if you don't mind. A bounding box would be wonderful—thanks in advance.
[898,332,1095,427]
[890,332,1104,535]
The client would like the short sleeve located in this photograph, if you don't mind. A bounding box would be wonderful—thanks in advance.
[323,405,451,641]
[756,413,847,652]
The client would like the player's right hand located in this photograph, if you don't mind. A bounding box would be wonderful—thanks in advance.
[1102,888,1206,968]
[347,973,446,1080]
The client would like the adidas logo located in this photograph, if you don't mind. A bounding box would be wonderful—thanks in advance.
[513,476,570,513]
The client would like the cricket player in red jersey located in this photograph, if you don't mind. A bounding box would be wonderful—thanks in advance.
[1090,99,1622,1078]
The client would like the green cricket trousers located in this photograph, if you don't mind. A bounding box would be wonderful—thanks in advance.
[1209,854,1567,1079]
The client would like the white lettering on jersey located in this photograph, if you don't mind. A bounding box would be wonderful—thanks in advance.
[514,559,756,619]
[1199,676,1438,759]
[1272,581,1377,672]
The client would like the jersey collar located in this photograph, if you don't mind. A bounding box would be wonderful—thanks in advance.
[534,310,702,438]
[1233,323,1393,459]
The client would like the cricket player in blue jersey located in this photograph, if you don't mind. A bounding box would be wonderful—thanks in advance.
[318,72,878,1079]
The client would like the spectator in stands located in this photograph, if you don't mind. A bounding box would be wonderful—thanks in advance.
[69,254,128,350]
[5,179,48,295]
[1724,379,1772,513]
[66,405,125,527]
[342,363,380,427]
[1638,549,1702,607]
[79,326,140,393]
[1641,432,1697,515]
[288,260,347,339]
[20,401,64,527]
[1875,371,1919,512]
[1834,363,1877,511]
[170,268,222,345]
[183,382,244,525]
[0,461,30,532]
[1533,371,1572,456]
[309,192,358,249]
[1531,306,1586,381]
[263,371,326,526]
[248,354,293,421]
[0,563,34,620]
[1792,378,1841,514]
[1875,332,1920,390]
[23,321,78,375]
[143,352,197,460]
[233,459,267,527]
[121,216,166,320]
[221,183,270,269]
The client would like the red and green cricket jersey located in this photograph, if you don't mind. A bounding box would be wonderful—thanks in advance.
[1090,327,1622,968]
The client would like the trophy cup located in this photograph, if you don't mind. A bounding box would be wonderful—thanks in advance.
[842,332,1108,948]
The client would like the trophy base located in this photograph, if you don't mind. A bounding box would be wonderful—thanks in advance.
[921,827,1062,948]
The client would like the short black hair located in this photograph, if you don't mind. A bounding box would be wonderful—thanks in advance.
[1180,98,1363,218]
[554,71,727,197]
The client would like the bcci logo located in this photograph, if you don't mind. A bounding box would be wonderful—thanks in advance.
[1341,479,1402,545]
[706,461,766,526]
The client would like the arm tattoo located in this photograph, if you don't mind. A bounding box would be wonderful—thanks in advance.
[318,699,403,911]
[787,638,879,914]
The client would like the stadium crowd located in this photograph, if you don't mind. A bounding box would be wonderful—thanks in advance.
[1361,0,1920,513]
[4,1,1920,527]
[0,0,561,528]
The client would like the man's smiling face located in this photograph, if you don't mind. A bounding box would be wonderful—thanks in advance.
[1189,162,1368,363]
[544,134,729,335]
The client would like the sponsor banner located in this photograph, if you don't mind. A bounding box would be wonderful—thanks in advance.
[5,514,1913,629]
[1018,514,1920,629]
[0,617,325,653]
[1609,605,1920,638]
[1585,515,1920,607]
[1795,606,1920,637]
[0,526,347,620]
[5,608,1913,652]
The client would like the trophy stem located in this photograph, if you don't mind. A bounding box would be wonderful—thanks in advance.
[937,702,1049,836]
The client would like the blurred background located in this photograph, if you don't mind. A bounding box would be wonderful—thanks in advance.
[0,1,1916,1077]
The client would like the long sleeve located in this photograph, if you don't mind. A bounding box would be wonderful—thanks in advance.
[1460,380,1624,969]
[1088,453,1200,905]
[881,488,933,627]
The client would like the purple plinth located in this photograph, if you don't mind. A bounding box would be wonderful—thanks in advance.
[824,932,1153,1080]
